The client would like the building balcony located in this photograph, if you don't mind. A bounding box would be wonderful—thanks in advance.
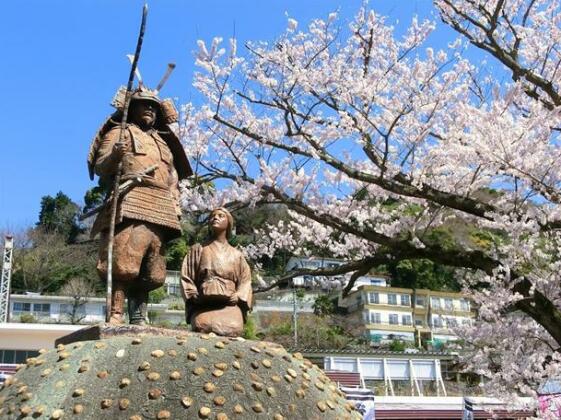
[413,306,428,315]
[364,303,413,312]
[364,322,416,333]
[430,307,473,317]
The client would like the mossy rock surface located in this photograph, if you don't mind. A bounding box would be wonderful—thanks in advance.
[0,329,360,419]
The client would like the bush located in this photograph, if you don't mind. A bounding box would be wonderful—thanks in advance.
[243,315,259,340]
[148,287,167,304]
[389,339,406,352]
[154,320,173,329]
[269,321,293,337]
[19,313,36,323]
[168,301,185,311]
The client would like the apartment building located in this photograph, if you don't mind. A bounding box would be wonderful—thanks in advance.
[341,285,474,348]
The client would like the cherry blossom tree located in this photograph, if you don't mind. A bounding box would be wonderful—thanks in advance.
[181,0,561,403]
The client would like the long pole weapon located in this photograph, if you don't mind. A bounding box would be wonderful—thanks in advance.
[106,4,148,322]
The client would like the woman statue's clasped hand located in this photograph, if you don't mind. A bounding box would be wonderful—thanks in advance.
[180,208,252,336]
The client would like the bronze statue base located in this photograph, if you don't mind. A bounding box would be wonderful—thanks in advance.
[3,324,360,420]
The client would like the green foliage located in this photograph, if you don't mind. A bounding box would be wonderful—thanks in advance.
[389,340,406,352]
[294,288,306,300]
[148,287,167,304]
[11,229,99,294]
[83,185,107,214]
[352,187,369,202]
[262,315,360,350]
[259,249,292,276]
[152,319,173,329]
[388,259,460,291]
[313,295,335,317]
[166,237,189,271]
[242,315,259,340]
[469,229,504,250]
[167,301,185,311]
[423,226,456,251]
[403,203,423,216]
[268,321,293,337]
[37,191,82,243]
[381,198,422,217]
[175,321,189,329]
[19,313,36,323]
[431,339,445,351]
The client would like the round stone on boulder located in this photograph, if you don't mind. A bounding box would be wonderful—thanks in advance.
[0,326,360,419]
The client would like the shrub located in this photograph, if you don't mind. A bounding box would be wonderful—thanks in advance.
[389,339,406,352]
[243,315,259,340]
[20,313,36,323]
[148,287,166,304]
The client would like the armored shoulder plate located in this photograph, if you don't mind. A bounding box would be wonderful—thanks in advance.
[87,114,120,180]
[87,113,192,181]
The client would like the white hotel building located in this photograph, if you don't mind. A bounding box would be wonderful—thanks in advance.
[341,284,474,348]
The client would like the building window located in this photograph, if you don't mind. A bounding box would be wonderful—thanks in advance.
[444,298,454,311]
[369,313,381,324]
[462,319,471,326]
[60,304,85,317]
[400,295,410,306]
[431,297,441,309]
[402,315,412,325]
[33,303,51,315]
[387,294,397,305]
[368,292,379,304]
[415,318,423,326]
[415,296,425,307]
[166,283,181,296]
[0,349,39,364]
[12,302,31,314]
[433,316,443,328]
[460,299,470,311]
[389,314,399,325]
[447,317,458,328]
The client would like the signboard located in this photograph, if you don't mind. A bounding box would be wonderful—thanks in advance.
[462,397,474,420]
[341,386,375,420]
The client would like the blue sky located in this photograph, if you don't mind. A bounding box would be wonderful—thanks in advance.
[0,0,451,230]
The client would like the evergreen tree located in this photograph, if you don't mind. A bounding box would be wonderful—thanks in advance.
[37,191,82,243]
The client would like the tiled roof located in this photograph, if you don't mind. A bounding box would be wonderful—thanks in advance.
[538,379,561,395]
[288,347,454,357]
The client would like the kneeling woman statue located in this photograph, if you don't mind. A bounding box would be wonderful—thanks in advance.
[180,208,252,336]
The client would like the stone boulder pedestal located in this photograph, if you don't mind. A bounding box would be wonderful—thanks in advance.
[0,324,360,419]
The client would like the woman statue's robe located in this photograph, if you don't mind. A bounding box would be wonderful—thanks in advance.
[180,241,252,336]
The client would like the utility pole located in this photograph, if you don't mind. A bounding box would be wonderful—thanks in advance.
[292,282,298,348]
[0,236,14,323]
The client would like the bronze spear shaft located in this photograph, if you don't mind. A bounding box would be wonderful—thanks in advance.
[106,4,148,323]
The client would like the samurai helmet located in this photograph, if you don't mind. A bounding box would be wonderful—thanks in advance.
[111,86,160,110]
[111,86,178,125]
[131,88,161,106]
[110,60,179,123]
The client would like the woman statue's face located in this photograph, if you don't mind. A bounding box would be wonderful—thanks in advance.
[209,210,229,235]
